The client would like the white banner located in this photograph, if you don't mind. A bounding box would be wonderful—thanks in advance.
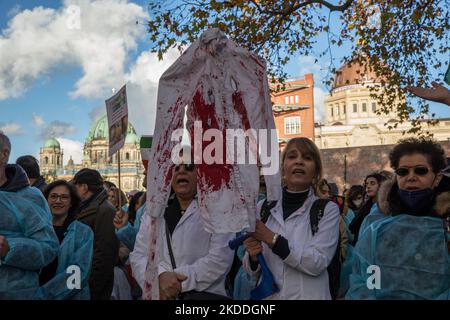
[106,84,128,156]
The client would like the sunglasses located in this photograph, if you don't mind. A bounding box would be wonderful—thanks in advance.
[395,166,430,177]
[174,164,195,172]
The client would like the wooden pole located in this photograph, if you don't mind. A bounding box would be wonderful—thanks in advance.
[118,151,122,208]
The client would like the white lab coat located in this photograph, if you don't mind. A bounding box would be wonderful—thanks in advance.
[243,188,340,300]
[130,199,234,297]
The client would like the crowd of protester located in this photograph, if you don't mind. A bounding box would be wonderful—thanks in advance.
[0,130,449,300]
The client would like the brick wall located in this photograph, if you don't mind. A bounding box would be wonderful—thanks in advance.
[272,74,315,141]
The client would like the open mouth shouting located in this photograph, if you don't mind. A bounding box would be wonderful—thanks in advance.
[292,168,306,175]
[176,177,190,187]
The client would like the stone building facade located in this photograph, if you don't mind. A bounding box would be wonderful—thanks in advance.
[314,59,450,148]
[40,115,144,192]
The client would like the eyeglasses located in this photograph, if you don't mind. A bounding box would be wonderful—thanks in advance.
[49,193,71,202]
[395,166,431,177]
[174,164,195,172]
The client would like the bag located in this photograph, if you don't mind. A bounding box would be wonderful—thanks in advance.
[164,222,231,300]
[261,198,341,299]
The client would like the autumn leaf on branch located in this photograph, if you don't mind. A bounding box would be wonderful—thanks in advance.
[145,0,449,135]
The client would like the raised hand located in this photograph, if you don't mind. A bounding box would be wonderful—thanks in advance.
[407,81,450,106]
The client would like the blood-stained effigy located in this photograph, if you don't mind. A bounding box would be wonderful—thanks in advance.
[143,28,281,299]
[147,28,280,232]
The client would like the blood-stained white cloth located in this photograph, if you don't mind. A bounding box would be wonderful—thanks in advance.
[146,28,281,232]
[143,29,281,299]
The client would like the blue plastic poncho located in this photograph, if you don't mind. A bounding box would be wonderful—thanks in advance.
[233,244,258,300]
[0,189,59,299]
[357,203,386,241]
[116,203,146,251]
[339,208,357,297]
[37,221,94,300]
[343,209,355,243]
[347,214,450,299]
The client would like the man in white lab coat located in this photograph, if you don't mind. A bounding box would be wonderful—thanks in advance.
[130,163,234,300]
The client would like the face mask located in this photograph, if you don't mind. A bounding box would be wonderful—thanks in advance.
[397,188,433,209]
[352,199,363,208]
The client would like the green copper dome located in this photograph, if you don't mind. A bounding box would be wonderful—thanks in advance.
[125,132,139,145]
[44,137,60,149]
[86,115,137,143]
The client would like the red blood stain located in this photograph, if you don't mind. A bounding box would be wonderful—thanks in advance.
[239,60,248,70]
[250,54,264,69]
[191,87,232,192]
[232,91,251,131]
[164,166,174,188]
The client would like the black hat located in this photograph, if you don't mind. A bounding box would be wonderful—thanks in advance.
[72,168,103,188]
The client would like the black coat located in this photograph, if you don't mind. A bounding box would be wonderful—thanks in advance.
[75,189,119,300]
[349,198,374,245]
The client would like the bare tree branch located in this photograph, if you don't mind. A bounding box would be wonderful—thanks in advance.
[248,0,356,16]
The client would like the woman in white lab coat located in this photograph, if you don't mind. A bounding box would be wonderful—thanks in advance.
[243,137,340,299]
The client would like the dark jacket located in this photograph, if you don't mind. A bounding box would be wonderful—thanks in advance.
[32,176,47,192]
[0,164,30,192]
[348,198,374,245]
[75,189,119,300]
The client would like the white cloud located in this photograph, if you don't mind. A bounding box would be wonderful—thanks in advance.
[314,87,327,124]
[7,4,22,18]
[40,120,76,139]
[126,49,180,85]
[57,138,84,164]
[0,0,149,100]
[89,105,106,122]
[124,48,180,136]
[1,0,182,137]
[296,55,322,77]
[0,122,24,136]
[291,56,330,124]
[32,113,45,127]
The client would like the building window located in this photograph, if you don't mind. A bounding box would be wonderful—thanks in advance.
[45,157,48,165]
[284,96,289,104]
[295,95,299,103]
[126,152,130,160]
[362,102,367,112]
[372,102,377,112]
[343,104,346,114]
[353,103,357,113]
[331,106,334,117]
[284,117,301,135]
[57,156,60,165]
[290,96,294,104]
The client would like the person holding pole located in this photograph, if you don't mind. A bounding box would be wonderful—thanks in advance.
[243,137,340,300]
